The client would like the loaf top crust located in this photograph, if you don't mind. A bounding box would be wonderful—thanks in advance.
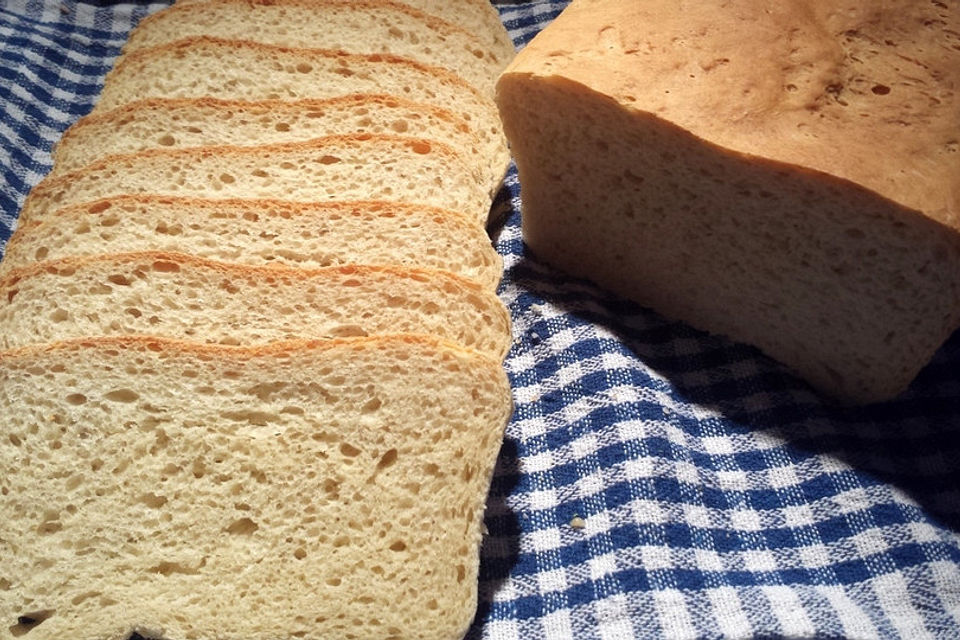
[501,0,959,227]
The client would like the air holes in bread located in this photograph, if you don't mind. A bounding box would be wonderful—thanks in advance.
[10,610,55,637]
[104,389,139,403]
[225,517,259,535]
[339,442,361,457]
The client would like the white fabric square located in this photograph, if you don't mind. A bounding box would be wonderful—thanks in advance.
[767,465,800,489]
[702,435,735,455]
[676,461,701,485]
[631,499,666,524]
[694,548,724,572]
[683,504,713,529]
[588,511,613,535]
[537,568,568,593]
[618,419,647,442]
[522,450,555,474]
[599,618,635,640]
[654,589,697,639]
[852,529,889,557]
[572,432,600,459]
[717,470,750,491]
[783,504,815,528]
[798,545,832,569]
[590,553,619,580]
[484,619,520,640]
[528,488,558,511]
[541,610,574,639]
[580,470,607,497]
[624,456,656,480]
[528,527,563,552]
[730,509,762,531]
[742,549,778,572]
[641,545,673,570]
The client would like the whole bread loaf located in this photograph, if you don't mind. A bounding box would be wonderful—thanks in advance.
[496,0,960,404]
[1,196,503,289]
[0,334,511,640]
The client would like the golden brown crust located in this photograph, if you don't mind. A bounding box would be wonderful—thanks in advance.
[504,0,959,226]
[0,332,503,368]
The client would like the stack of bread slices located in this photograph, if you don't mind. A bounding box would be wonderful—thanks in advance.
[0,2,515,639]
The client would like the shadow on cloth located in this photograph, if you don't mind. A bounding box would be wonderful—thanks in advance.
[507,250,960,533]
[466,437,523,638]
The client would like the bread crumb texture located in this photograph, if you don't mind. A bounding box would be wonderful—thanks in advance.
[51,95,504,197]
[121,0,508,96]
[94,36,506,161]
[496,0,960,403]
[0,336,512,640]
[20,135,489,227]
[0,196,502,290]
[0,251,511,360]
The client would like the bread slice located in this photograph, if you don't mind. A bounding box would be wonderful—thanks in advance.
[18,135,491,227]
[0,252,511,359]
[122,0,509,97]
[175,0,516,64]
[495,0,960,404]
[1,196,503,290]
[50,95,503,197]
[94,36,509,182]
[0,334,512,640]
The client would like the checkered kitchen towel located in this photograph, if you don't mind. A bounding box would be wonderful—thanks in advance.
[2,1,959,638]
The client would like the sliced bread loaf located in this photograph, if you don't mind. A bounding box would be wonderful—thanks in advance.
[94,36,509,182]
[496,0,960,403]
[1,196,503,290]
[19,135,491,227]
[175,0,516,63]
[0,334,512,640]
[123,0,509,97]
[50,96,503,197]
[0,252,511,359]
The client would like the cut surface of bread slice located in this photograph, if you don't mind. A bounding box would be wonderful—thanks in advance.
[0,252,511,360]
[19,135,491,227]
[94,37,509,184]
[123,0,509,97]
[0,334,512,640]
[51,96,502,198]
[2,196,503,290]
[175,0,516,63]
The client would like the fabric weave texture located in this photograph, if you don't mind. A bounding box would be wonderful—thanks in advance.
[1,1,959,638]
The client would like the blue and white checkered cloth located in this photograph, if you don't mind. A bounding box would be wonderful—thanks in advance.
[2,1,959,638]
